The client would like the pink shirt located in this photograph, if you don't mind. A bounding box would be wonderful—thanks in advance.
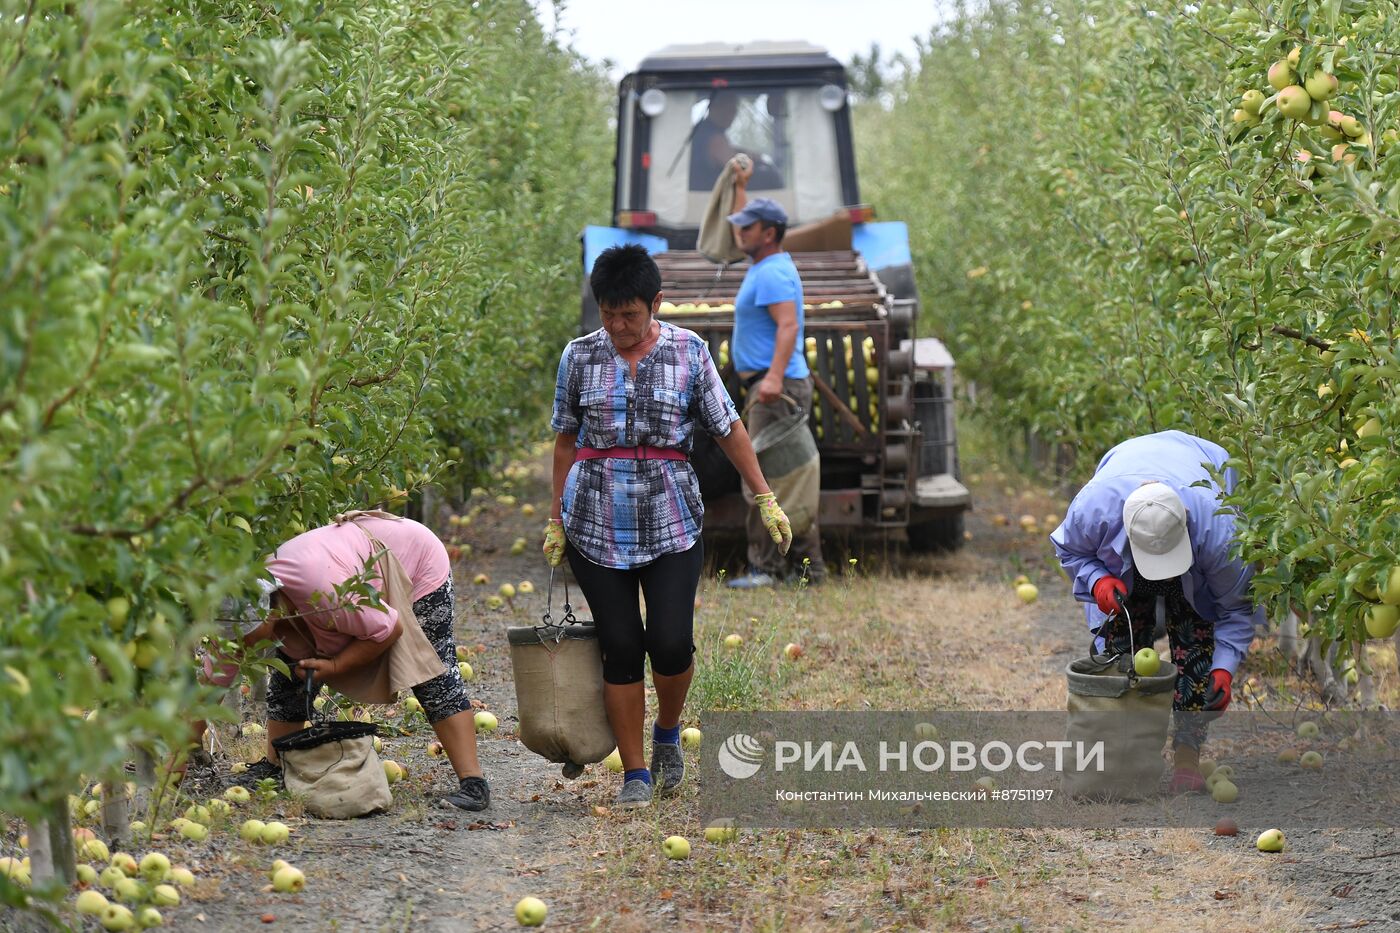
[265,517,450,660]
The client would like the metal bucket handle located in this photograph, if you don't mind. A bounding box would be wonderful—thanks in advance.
[1088,589,1140,687]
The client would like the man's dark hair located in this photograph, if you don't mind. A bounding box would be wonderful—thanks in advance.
[590,244,661,309]
[764,221,787,245]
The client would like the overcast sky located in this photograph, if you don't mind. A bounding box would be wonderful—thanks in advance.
[537,0,949,78]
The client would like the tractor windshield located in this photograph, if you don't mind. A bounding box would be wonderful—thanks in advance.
[642,85,844,226]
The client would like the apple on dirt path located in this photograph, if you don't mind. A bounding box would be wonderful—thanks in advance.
[515,895,548,926]
[662,835,691,859]
[681,727,702,750]
[1256,828,1285,852]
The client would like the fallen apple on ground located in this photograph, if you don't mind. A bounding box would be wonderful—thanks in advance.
[272,865,305,892]
[783,642,804,661]
[260,821,290,845]
[1214,817,1238,836]
[1299,750,1323,770]
[514,895,548,926]
[1015,583,1038,604]
[662,835,691,859]
[1256,828,1285,852]
[603,748,623,773]
[1211,779,1239,803]
[239,819,266,842]
[1297,721,1320,739]
[383,760,406,783]
[681,727,702,750]
[723,633,743,649]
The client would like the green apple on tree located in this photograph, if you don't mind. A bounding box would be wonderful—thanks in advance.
[1304,70,1338,100]
[1368,604,1400,639]
[1267,60,1296,91]
[1276,86,1312,120]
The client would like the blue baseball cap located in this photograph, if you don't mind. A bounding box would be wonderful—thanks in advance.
[727,197,789,227]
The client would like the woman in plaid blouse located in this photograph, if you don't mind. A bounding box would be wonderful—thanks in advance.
[543,244,792,809]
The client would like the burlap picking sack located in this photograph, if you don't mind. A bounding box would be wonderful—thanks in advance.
[1062,656,1177,800]
[274,717,391,819]
[508,576,614,778]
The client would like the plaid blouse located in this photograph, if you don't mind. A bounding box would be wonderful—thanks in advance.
[551,322,739,569]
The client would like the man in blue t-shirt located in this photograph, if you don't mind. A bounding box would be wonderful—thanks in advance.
[723,182,826,588]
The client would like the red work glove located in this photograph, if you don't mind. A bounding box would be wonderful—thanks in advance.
[1203,669,1232,711]
[1092,576,1128,615]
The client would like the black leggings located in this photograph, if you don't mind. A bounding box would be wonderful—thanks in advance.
[566,540,702,685]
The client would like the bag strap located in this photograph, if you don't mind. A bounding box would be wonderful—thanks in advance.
[742,391,802,417]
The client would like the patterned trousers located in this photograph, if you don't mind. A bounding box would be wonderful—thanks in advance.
[1107,575,1216,750]
[267,577,470,724]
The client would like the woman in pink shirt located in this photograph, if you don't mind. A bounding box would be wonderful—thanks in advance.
[232,515,489,812]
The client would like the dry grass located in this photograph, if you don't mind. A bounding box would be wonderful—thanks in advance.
[546,461,1324,932]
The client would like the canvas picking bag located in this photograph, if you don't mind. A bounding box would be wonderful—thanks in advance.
[1061,604,1177,801]
[272,671,393,819]
[508,570,615,779]
[744,394,820,536]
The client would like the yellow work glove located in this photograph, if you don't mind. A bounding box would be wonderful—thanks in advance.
[543,519,566,566]
[753,492,792,555]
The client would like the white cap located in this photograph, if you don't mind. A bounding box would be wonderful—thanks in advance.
[1123,483,1192,580]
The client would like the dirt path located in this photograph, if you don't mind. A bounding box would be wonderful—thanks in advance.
[6,454,1396,930]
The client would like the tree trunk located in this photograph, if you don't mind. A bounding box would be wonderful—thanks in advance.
[101,779,131,849]
[26,798,76,887]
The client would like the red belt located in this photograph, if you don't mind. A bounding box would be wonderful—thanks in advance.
[576,446,687,462]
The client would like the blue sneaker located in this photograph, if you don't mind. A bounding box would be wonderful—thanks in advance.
[726,572,777,590]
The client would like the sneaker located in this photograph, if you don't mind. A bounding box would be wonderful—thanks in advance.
[651,742,685,796]
[615,778,653,809]
[227,757,284,789]
[726,572,777,590]
[442,776,491,812]
[1167,767,1206,795]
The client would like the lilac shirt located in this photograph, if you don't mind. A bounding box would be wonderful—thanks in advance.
[551,322,739,569]
[1048,431,1260,675]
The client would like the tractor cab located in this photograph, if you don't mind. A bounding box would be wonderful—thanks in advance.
[611,41,860,243]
